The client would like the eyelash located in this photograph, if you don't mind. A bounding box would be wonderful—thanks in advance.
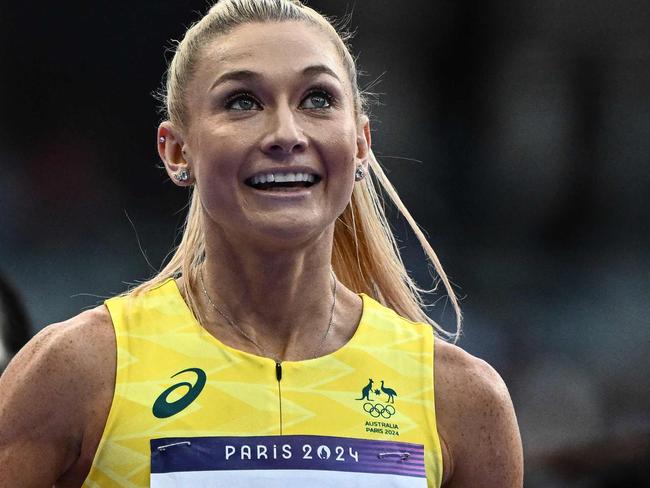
[223,88,337,111]
[303,88,336,109]
[224,91,260,111]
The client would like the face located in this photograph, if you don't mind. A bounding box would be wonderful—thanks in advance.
[160,21,370,249]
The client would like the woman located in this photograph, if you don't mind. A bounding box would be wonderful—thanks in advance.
[0,1,523,486]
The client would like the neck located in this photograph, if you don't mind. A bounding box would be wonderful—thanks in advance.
[195,224,358,361]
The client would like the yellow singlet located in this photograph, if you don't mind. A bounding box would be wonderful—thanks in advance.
[83,279,443,487]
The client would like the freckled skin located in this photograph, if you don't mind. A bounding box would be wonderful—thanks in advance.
[0,306,115,487]
[436,340,524,487]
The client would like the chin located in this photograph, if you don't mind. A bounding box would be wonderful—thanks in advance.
[244,215,334,250]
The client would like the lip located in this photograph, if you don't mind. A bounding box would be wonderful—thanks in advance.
[247,185,316,199]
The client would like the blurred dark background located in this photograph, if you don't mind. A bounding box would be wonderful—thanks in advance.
[1,1,648,485]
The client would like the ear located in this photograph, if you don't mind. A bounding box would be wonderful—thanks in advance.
[355,115,371,173]
[157,121,194,186]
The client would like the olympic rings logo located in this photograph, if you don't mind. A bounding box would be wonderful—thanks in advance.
[363,402,396,418]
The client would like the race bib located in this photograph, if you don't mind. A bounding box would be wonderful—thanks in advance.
[150,435,426,487]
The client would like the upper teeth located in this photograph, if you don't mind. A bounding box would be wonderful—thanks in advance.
[250,172,316,185]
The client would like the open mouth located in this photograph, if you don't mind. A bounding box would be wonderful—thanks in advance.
[245,171,321,191]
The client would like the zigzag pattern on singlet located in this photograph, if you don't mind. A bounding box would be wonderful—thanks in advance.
[83,279,443,487]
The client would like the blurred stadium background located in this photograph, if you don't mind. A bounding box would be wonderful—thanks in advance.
[1,1,648,485]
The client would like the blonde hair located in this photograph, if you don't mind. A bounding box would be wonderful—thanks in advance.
[133,0,461,341]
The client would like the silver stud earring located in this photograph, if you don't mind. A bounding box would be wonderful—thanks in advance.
[174,169,190,182]
[354,166,365,182]
[159,136,166,143]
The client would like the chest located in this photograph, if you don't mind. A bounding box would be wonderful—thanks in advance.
[131,354,422,441]
[85,348,438,487]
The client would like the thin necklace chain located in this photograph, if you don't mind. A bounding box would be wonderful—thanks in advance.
[199,269,337,362]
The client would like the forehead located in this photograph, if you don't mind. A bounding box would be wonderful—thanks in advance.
[196,21,349,85]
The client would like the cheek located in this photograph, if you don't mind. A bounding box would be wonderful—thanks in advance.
[192,127,247,182]
[319,130,358,208]
[317,126,358,172]
[190,137,247,216]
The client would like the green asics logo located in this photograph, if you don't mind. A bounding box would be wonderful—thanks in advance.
[152,367,207,419]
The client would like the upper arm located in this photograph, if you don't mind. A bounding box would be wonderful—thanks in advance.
[0,307,113,487]
[436,341,523,488]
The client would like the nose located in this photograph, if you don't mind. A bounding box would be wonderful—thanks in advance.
[260,105,307,156]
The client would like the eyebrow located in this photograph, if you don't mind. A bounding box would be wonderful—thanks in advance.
[301,64,341,82]
[209,64,341,91]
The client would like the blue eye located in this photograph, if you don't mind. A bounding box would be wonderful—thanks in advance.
[301,90,333,109]
[226,94,261,111]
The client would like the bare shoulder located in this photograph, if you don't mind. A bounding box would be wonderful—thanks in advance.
[435,340,510,406]
[2,304,115,390]
[0,305,115,486]
[435,340,523,487]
